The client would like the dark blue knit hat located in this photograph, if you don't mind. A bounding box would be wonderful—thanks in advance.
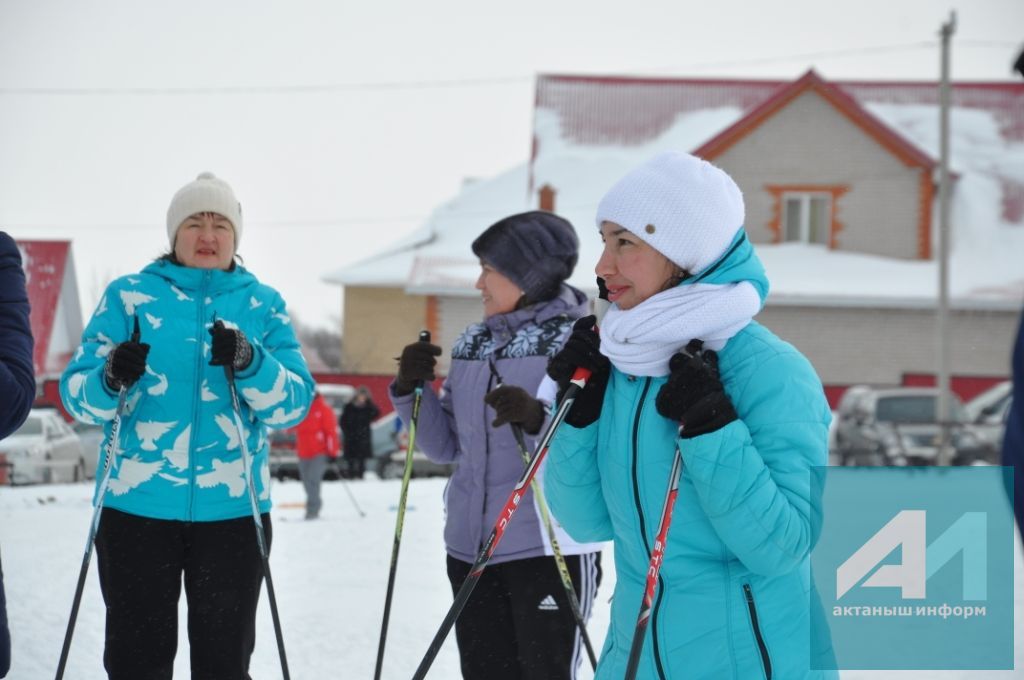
[471,211,579,303]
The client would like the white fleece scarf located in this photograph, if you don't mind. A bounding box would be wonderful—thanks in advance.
[599,281,761,377]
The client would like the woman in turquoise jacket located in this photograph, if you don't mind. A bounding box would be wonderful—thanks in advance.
[60,172,313,680]
[544,152,836,679]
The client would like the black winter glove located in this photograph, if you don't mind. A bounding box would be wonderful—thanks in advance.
[655,340,738,439]
[209,322,253,370]
[484,384,546,435]
[104,340,150,390]
[546,315,610,428]
[394,340,443,396]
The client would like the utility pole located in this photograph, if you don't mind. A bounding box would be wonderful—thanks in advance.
[936,10,956,465]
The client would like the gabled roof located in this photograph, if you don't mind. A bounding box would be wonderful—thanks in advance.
[692,69,937,169]
[328,71,1024,305]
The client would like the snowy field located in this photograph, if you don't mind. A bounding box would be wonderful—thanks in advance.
[2,476,1022,679]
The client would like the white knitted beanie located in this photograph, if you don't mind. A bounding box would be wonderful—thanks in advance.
[596,152,744,274]
[166,172,243,248]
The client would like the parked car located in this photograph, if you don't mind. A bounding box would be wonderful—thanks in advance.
[963,380,1012,453]
[0,408,87,484]
[71,420,105,479]
[833,386,990,466]
[370,411,456,480]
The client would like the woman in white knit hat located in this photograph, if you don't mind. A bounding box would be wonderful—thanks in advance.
[543,152,836,679]
[60,172,314,679]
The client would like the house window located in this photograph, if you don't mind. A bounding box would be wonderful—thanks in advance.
[782,193,831,245]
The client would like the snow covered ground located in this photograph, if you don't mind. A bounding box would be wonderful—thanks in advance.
[2,476,1022,679]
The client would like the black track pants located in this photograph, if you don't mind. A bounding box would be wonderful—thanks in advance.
[446,552,602,680]
[95,508,270,680]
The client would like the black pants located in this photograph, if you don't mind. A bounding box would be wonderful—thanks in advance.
[344,456,367,479]
[447,552,602,680]
[95,508,270,680]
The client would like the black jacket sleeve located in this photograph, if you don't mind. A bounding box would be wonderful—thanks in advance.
[0,232,35,440]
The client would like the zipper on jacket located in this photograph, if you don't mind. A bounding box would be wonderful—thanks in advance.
[629,377,667,679]
[743,583,773,679]
[186,272,211,520]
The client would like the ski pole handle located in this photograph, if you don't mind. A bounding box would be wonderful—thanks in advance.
[415,329,431,390]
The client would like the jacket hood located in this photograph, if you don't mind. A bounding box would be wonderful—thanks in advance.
[686,230,769,305]
[142,259,257,294]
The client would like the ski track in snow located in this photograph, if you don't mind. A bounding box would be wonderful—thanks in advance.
[2,477,1023,679]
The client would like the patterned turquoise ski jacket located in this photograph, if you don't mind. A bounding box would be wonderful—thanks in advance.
[60,260,314,522]
[545,322,837,679]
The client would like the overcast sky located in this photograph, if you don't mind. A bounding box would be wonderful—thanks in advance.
[1,0,1021,331]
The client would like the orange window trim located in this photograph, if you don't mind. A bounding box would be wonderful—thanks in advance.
[765,185,850,247]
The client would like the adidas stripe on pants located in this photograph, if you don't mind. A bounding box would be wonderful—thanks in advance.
[446,552,602,680]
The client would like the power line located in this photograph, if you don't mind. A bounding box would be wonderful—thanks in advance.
[3,39,1015,96]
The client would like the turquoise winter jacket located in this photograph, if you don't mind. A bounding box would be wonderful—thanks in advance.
[545,324,837,679]
[60,260,314,522]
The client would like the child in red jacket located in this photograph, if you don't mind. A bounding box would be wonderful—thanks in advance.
[295,391,340,519]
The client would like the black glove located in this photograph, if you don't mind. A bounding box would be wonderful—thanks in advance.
[104,340,150,390]
[209,323,253,370]
[484,384,546,435]
[546,315,610,428]
[655,340,738,439]
[394,340,443,396]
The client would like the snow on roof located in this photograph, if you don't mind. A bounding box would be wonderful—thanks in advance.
[327,72,1024,306]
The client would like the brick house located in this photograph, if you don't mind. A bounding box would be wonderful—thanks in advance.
[326,70,1024,404]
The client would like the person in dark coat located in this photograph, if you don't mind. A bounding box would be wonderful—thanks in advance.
[0,230,37,679]
[1003,307,1024,541]
[339,386,379,479]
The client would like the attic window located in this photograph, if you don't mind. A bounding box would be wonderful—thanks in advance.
[783,193,831,245]
[765,184,849,248]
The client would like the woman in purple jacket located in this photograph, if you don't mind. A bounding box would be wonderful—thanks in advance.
[391,211,603,680]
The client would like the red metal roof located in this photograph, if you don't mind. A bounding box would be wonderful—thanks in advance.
[534,72,1024,147]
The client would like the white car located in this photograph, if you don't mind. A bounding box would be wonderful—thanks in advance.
[0,409,87,484]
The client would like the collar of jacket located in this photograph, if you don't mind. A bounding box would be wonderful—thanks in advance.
[142,259,257,293]
[482,283,587,337]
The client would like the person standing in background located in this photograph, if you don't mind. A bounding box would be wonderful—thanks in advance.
[0,230,37,679]
[339,386,379,480]
[294,390,340,519]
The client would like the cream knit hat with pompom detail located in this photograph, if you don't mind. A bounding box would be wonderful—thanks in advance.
[166,172,243,248]
[596,152,744,275]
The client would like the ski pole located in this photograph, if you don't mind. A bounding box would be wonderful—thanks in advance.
[217,321,290,680]
[488,360,598,670]
[623,444,683,680]
[55,316,140,680]
[411,366,592,680]
[339,476,366,517]
[374,330,431,680]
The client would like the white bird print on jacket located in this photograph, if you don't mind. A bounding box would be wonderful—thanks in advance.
[241,365,290,411]
[215,413,241,450]
[108,457,166,495]
[146,367,169,396]
[162,425,190,471]
[170,285,192,302]
[201,380,218,402]
[145,312,162,330]
[197,458,247,497]
[120,289,156,315]
[135,420,176,451]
